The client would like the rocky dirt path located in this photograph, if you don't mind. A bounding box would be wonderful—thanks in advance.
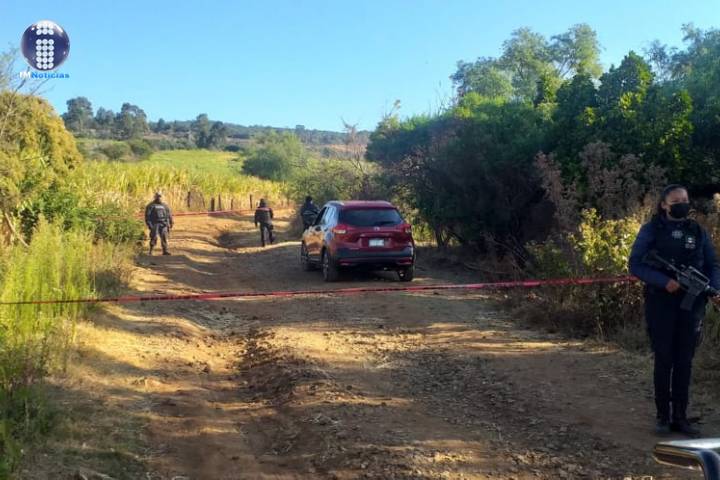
[22,210,717,479]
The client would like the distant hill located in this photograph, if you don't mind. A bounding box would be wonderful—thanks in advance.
[145,121,369,158]
[152,120,368,146]
[61,97,369,158]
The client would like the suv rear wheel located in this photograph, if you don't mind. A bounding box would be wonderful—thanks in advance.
[398,265,414,282]
[322,250,340,282]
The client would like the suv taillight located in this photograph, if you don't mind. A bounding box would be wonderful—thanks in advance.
[332,224,349,235]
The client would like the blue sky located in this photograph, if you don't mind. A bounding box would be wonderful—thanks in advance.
[2,0,719,131]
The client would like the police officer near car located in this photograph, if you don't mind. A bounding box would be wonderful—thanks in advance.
[254,198,274,247]
[629,184,720,436]
[145,191,174,255]
[300,195,319,230]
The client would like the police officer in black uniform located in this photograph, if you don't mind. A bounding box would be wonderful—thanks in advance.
[145,191,174,255]
[254,198,274,247]
[629,184,720,436]
[300,195,319,231]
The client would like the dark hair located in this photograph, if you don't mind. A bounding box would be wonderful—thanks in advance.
[305,196,312,203]
[655,184,688,218]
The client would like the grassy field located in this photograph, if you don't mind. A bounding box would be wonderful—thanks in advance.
[143,149,244,176]
[67,149,285,213]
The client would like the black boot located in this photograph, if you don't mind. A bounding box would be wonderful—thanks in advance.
[655,400,671,434]
[162,250,171,256]
[672,402,701,437]
[671,418,700,436]
[656,417,671,435]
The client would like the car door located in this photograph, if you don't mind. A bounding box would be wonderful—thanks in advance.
[321,206,338,249]
[307,207,327,259]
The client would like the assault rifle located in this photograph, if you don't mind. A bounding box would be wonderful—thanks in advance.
[644,250,720,311]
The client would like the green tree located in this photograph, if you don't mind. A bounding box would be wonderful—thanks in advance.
[637,85,693,179]
[154,117,168,133]
[62,97,94,135]
[549,73,599,178]
[368,93,547,251]
[242,131,307,181]
[584,51,655,160]
[451,25,601,103]
[450,58,513,99]
[644,40,676,81]
[192,113,211,148]
[548,51,694,186]
[94,107,115,134]
[667,25,720,184]
[597,51,653,108]
[550,23,603,78]
[115,103,148,139]
[496,28,555,102]
[208,121,227,149]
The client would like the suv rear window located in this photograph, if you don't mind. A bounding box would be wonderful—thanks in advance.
[339,208,403,227]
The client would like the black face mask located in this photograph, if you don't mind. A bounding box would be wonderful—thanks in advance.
[669,202,691,219]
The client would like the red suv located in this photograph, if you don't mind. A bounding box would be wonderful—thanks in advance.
[300,201,415,282]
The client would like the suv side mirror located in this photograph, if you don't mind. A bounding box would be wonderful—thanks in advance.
[654,439,720,479]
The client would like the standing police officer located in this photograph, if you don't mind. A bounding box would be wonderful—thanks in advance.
[254,198,274,247]
[145,191,174,255]
[629,184,720,436]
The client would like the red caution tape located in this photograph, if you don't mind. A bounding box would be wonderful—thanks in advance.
[0,275,639,306]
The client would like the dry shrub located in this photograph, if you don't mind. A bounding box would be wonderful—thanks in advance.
[514,143,665,343]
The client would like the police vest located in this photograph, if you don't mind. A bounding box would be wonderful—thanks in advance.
[149,204,169,223]
[651,217,704,272]
[256,207,272,223]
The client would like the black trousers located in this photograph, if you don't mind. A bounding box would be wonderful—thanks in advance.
[259,223,274,246]
[149,223,169,252]
[645,288,706,420]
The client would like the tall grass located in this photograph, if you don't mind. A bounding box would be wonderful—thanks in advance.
[0,219,102,474]
[67,156,285,212]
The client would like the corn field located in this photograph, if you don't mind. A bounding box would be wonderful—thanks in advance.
[66,161,286,213]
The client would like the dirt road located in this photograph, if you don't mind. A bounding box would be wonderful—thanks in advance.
[23,210,719,479]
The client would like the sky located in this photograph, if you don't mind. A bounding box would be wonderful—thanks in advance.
[2,0,720,131]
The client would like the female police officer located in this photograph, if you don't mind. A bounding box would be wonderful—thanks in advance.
[629,184,720,436]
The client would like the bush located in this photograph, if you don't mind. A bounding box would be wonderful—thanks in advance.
[99,141,131,161]
[18,184,144,244]
[84,203,144,244]
[286,158,365,205]
[367,96,548,250]
[242,131,307,181]
[146,137,194,151]
[517,208,644,340]
[570,209,641,274]
[127,138,155,159]
[525,239,573,279]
